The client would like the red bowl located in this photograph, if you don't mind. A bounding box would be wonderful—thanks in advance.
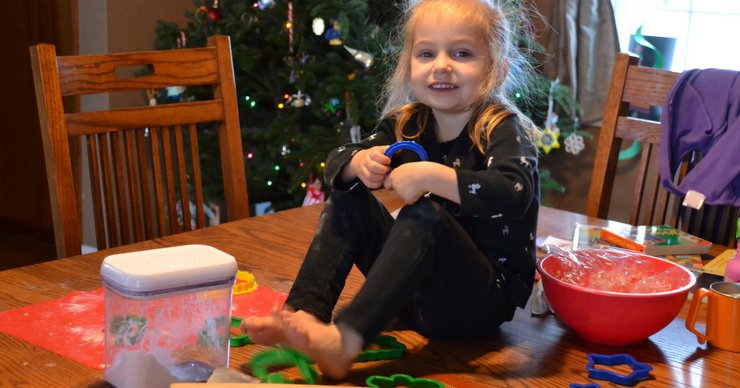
[537,249,697,345]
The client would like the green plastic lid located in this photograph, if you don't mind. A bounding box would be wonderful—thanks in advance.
[737,217,740,239]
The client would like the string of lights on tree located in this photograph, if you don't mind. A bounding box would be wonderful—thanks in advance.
[156,0,395,212]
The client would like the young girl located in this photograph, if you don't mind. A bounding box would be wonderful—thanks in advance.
[243,0,540,379]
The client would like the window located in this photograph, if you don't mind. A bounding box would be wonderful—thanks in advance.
[611,0,740,71]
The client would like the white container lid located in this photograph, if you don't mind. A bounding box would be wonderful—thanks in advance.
[100,244,237,293]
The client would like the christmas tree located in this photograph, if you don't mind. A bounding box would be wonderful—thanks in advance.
[155,0,582,213]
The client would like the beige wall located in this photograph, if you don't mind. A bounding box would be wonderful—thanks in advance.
[78,0,193,109]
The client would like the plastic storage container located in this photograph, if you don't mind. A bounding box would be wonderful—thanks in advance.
[100,244,237,388]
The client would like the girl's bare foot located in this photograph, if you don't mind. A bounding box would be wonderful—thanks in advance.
[279,310,363,380]
[240,305,289,345]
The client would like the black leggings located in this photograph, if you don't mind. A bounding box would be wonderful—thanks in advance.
[285,187,513,346]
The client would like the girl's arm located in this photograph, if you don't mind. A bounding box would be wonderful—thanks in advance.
[455,120,538,219]
[383,162,460,204]
[324,119,396,190]
[342,146,391,189]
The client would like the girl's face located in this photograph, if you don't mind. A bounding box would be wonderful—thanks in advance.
[410,11,490,118]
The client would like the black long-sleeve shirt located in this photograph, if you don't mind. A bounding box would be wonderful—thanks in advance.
[323,112,539,307]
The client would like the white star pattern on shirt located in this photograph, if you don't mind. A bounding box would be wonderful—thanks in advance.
[367,133,378,140]
[442,154,448,162]
[468,183,481,194]
[337,146,346,153]
[529,232,534,240]
[516,135,521,143]
[502,225,510,235]
[514,182,524,192]
[453,158,461,168]
[498,257,507,264]
[491,213,502,219]
[519,156,531,168]
[487,156,494,168]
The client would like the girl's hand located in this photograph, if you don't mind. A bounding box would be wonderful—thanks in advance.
[384,162,461,205]
[344,146,390,189]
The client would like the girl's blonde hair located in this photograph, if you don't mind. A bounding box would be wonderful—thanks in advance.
[381,0,538,152]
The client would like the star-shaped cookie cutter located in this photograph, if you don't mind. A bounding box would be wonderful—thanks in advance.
[586,353,652,386]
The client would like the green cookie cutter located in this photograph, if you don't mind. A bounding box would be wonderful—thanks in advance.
[250,347,318,384]
[356,335,406,362]
[366,373,444,388]
[229,316,254,347]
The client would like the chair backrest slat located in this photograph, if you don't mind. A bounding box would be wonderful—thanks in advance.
[173,126,192,231]
[97,133,119,249]
[135,128,156,239]
[31,35,249,257]
[65,100,224,136]
[188,123,206,228]
[124,130,144,242]
[147,127,169,238]
[56,48,219,96]
[86,135,106,250]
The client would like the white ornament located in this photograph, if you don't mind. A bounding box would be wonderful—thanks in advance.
[287,91,311,108]
[312,18,325,36]
[350,125,361,143]
[564,132,585,155]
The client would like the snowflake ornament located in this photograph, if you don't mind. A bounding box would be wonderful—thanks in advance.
[564,132,585,155]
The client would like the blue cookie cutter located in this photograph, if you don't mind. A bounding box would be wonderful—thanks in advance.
[384,141,429,161]
[569,384,601,388]
[586,353,652,386]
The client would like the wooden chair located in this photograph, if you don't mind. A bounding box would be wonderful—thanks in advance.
[586,53,738,247]
[30,35,249,258]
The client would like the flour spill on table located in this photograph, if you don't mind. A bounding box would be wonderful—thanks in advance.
[68,325,104,345]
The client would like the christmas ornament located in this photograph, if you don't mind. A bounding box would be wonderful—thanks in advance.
[323,98,343,118]
[564,132,585,155]
[281,145,291,156]
[287,1,294,53]
[195,5,208,20]
[286,91,312,108]
[166,86,185,102]
[344,46,374,69]
[324,19,342,46]
[255,0,275,10]
[176,31,187,48]
[312,18,325,36]
[302,176,325,206]
[538,78,561,154]
[537,126,560,154]
[350,125,362,143]
[207,0,222,22]
[146,89,159,106]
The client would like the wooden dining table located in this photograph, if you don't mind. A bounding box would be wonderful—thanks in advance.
[0,189,737,387]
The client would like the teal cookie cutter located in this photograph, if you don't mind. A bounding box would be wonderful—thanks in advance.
[356,335,406,362]
[250,347,318,384]
[229,316,254,347]
[366,373,444,388]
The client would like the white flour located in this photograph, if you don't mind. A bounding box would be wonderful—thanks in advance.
[105,350,177,388]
